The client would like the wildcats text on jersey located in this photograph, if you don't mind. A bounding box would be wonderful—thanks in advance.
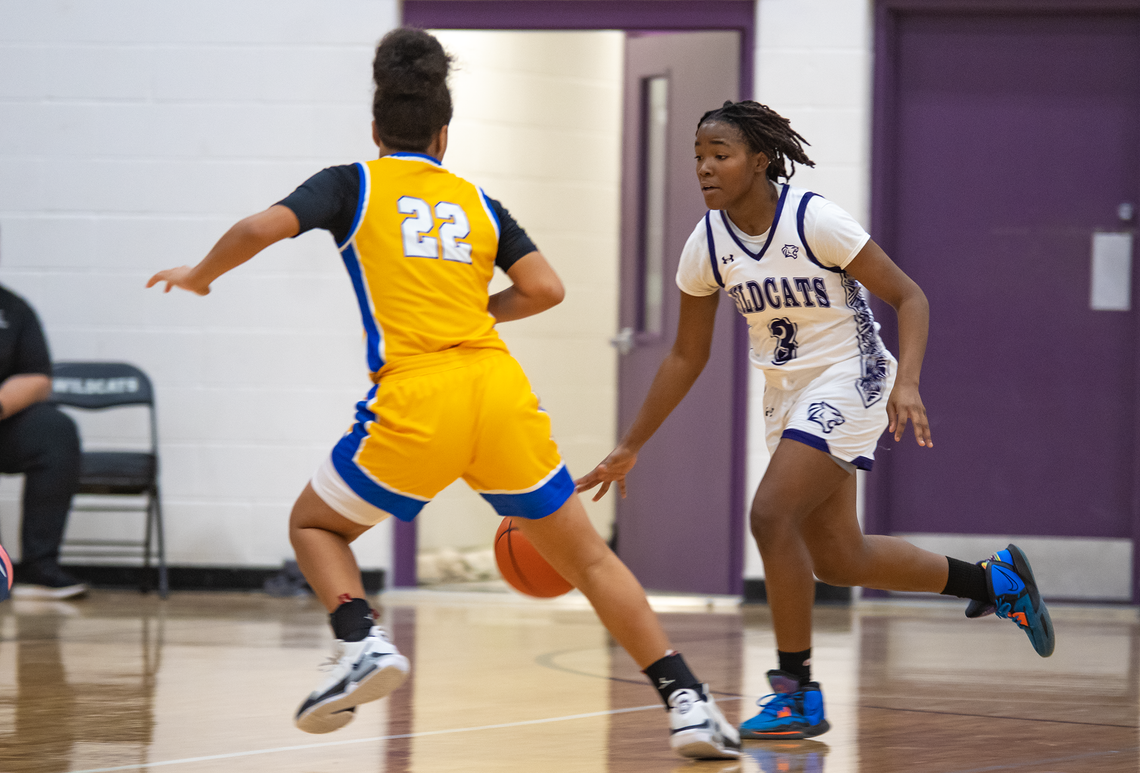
[727,277,830,314]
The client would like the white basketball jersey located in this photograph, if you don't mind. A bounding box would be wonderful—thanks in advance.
[676,184,894,407]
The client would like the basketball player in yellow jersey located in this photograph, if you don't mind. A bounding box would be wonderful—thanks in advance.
[147,28,739,760]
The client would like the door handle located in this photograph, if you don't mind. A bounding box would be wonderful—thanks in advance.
[610,326,635,355]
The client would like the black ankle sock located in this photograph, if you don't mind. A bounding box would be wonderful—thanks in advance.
[643,652,702,708]
[778,648,812,685]
[330,598,375,642]
[941,556,990,603]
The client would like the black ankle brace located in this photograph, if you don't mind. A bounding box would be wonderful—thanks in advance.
[330,598,374,642]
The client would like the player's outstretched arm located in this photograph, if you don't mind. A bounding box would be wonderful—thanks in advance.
[146,205,300,295]
[489,251,565,322]
[844,238,933,447]
[575,291,719,500]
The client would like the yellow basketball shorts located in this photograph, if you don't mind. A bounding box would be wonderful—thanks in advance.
[311,348,574,526]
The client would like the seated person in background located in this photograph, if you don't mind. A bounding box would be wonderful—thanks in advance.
[0,282,86,599]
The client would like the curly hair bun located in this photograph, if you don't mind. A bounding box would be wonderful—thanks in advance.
[373,28,451,98]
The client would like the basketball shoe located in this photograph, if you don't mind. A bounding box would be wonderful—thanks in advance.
[964,544,1054,657]
[739,670,830,740]
[295,625,410,734]
[667,685,741,759]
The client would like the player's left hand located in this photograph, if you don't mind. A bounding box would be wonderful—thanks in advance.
[146,266,210,295]
[887,381,932,447]
[574,445,638,501]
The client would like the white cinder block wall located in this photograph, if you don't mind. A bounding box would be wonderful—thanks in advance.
[0,1,401,570]
[744,0,874,579]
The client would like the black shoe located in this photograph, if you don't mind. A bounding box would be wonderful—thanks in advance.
[14,562,89,600]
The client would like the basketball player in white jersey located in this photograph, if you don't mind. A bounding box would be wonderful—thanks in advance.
[577,101,1054,740]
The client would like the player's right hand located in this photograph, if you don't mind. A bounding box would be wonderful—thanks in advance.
[574,445,638,501]
[146,266,210,296]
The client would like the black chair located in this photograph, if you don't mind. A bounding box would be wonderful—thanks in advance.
[52,362,167,597]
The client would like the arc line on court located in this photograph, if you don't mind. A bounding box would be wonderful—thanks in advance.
[66,699,743,773]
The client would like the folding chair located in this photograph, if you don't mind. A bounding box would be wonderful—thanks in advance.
[52,362,167,597]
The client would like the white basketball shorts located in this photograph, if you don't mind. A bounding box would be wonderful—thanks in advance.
[763,353,897,471]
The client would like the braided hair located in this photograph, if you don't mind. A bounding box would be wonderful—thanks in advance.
[372,28,454,152]
[698,101,815,182]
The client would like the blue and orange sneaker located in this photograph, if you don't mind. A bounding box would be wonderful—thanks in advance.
[739,670,829,740]
[748,739,829,772]
[965,544,1054,657]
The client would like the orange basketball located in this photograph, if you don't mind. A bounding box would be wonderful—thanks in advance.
[494,517,573,598]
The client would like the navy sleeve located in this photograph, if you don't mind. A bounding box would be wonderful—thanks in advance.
[0,290,52,380]
[486,197,538,272]
[277,165,361,245]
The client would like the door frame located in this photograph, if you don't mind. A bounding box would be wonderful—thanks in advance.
[393,0,757,590]
[865,0,1140,602]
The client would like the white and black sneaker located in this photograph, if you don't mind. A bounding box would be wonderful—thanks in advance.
[668,685,741,760]
[12,562,88,600]
[295,625,410,734]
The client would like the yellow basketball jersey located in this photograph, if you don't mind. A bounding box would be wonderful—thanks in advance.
[340,153,508,377]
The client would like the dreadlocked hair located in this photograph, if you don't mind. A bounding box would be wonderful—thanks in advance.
[698,101,815,182]
[372,28,454,152]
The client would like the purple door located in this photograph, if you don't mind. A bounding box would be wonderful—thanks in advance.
[614,32,745,595]
[867,8,1140,594]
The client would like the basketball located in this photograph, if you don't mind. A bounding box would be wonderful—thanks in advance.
[0,542,12,602]
[494,517,573,598]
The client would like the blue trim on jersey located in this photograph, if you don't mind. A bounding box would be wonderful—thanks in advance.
[337,162,369,249]
[721,183,789,261]
[388,152,441,166]
[332,385,429,522]
[781,428,831,455]
[479,188,502,239]
[339,242,385,373]
[796,191,843,274]
[852,455,874,471]
[705,212,724,288]
[479,465,575,519]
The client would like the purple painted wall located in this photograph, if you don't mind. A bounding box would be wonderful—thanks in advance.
[867,0,1140,601]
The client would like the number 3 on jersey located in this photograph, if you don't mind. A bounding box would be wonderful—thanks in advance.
[398,196,473,264]
[768,317,799,365]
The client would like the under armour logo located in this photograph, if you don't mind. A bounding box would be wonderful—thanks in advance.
[782,244,799,259]
[658,678,675,688]
[721,254,734,265]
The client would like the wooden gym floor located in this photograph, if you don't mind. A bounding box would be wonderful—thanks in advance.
[0,587,1136,772]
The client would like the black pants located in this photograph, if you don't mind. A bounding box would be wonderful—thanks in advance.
[0,402,81,567]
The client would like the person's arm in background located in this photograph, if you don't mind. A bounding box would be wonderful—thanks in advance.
[0,298,53,420]
[0,374,51,420]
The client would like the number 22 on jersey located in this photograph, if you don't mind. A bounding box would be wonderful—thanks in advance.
[398,196,473,264]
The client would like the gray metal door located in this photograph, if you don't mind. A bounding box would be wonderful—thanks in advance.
[614,32,744,594]
[868,9,1140,598]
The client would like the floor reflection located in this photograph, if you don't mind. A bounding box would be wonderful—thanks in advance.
[0,591,1136,772]
[0,600,160,773]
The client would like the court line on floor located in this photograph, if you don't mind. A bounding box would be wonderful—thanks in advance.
[68,699,743,773]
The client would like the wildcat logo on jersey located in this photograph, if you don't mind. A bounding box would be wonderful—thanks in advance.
[807,401,845,434]
[781,244,799,259]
